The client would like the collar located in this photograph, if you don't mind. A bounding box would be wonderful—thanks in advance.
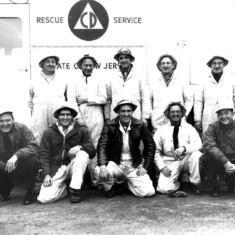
[212,71,223,83]
[119,120,132,134]
[170,120,181,127]
[82,72,92,77]
[56,121,74,136]
[119,64,133,73]
[161,72,174,86]
[41,71,56,82]
[166,120,183,128]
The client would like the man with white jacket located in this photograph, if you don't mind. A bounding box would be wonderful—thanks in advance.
[154,102,202,195]
[194,55,235,134]
[68,54,107,191]
[150,54,193,134]
[104,48,151,125]
[29,55,67,144]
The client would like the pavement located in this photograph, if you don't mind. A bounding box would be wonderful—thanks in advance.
[1,183,235,235]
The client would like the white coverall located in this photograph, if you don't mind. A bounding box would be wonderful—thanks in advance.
[37,150,89,204]
[28,71,67,144]
[154,122,202,194]
[104,67,151,121]
[67,73,107,186]
[194,72,235,134]
[150,72,193,131]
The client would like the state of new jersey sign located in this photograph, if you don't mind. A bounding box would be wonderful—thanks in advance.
[68,0,109,41]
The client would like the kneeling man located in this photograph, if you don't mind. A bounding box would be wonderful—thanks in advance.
[97,100,156,198]
[202,100,235,197]
[37,103,96,203]
[0,108,39,205]
[154,102,202,195]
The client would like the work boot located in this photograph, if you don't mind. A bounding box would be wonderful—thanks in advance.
[22,191,35,205]
[0,176,14,201]
[180,182,192,191]
[69,187,82,203]
[211,185,220,197]
[0,180,13,202]
[227,184,234,193]
[191,184,202,195]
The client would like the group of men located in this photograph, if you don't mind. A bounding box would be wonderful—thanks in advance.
[0,48,235,206]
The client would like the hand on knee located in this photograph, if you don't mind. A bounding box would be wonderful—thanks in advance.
[43,175,53,187]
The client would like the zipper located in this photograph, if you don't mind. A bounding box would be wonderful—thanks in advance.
[61,135,66,165]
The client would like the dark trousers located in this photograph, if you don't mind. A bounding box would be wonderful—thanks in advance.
[0,155,39,195]
[201,153,235,190]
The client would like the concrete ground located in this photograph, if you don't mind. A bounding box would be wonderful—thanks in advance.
[1,183,235,235]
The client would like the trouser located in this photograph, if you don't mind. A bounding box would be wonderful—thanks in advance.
[201,153,235,189]
[87,125,102,187]
[95,161,155,198]
[37,151,89,204]
[0,155,39,195]
[31,103,59,144]
[157,151,202,194]
[89,155,100,187]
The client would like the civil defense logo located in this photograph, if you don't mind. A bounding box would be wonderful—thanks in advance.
[68,0,109,41]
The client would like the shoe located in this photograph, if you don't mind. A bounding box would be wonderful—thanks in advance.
[191,184,202,195]
[0,194,11,201]
[168,190,188,198]
[22,191,35,205]
[69,188,82,203]
[211,186,220,197]
[105,186,116,198]
[227,184,234,193]
[70,193,82,203]
[95,184,104,191]
[180,182,192,190]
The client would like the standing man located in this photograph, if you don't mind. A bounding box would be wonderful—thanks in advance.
[29,55,67,144]
[150,54,193,134]
[37,103,96,204]
[0,108,39,205]
[68,54,107,190]
[97,100,155,198]
[194,55,235,134]
[154,102,202,195]
[202,100,235,197]
[105,48,151,125]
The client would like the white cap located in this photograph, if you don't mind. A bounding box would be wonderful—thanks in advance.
[54,102,78,118]
[216,99,234,113]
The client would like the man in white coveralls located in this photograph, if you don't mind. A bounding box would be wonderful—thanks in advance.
[29,55,67,144]
[194,55,235,134]
[68,54,107,191]
[154,102,202,195]
[150,54,193,134]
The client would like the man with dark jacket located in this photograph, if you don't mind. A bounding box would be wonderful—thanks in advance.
[97,100,156,198]
[202,100,235,197]
[0,108,39,205]
[37,103,96,203]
